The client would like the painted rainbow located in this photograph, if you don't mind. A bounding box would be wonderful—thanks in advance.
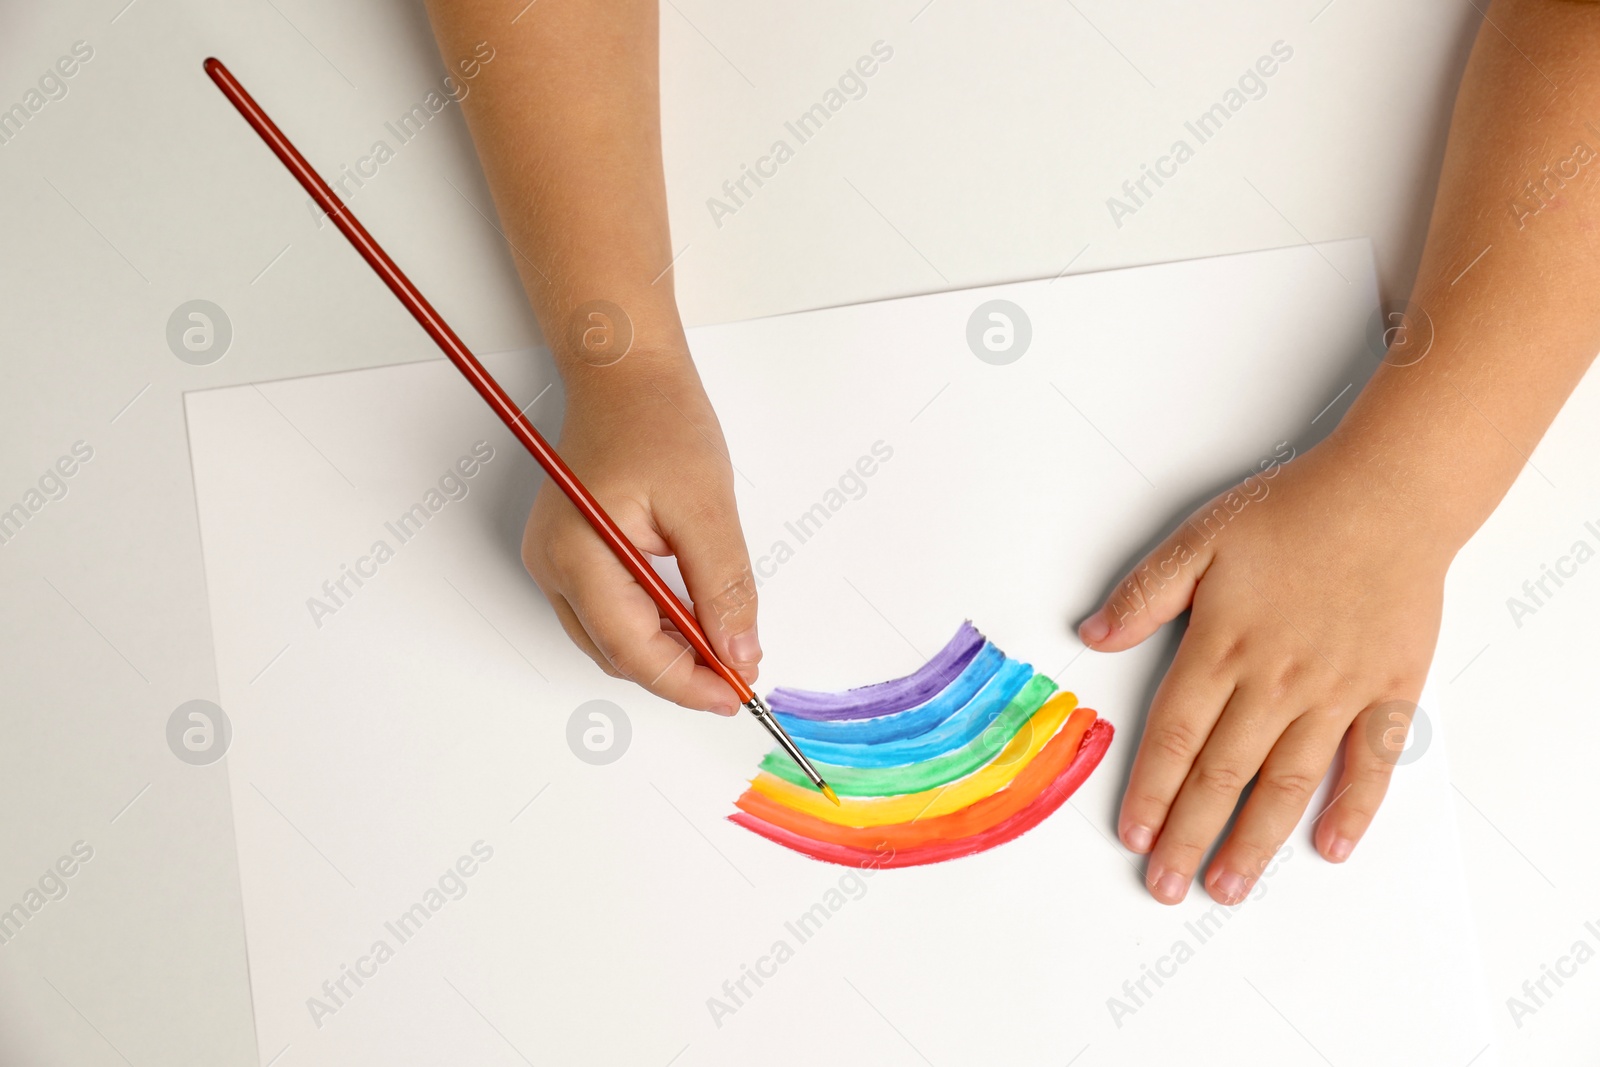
[730,622,1114,868]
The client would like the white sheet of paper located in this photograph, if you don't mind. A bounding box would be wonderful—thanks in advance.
[187,239,1493,1066]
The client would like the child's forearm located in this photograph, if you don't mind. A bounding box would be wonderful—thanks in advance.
[424,0,690,384]
[427,1,762,710]
[1330,0,1600,551]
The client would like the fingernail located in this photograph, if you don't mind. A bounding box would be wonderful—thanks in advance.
[728,627,761,666]
[1151,869,1188,903]
[709,703,737,717]
[1123,824,1154,853]
[1211,870,1248,905]
[1079,610,1110,645]
[1327,835,1354,862]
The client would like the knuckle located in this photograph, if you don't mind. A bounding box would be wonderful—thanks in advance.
[1156,837,1208,873]
[1334,795,1380,827]
[644,660,691,698]
[1146,719,1206,764]
[1192,762,1249,799]
[1323,672,1358,707]
[520,526,547,579]
[1351,754,1397,789]
[703,569,758,628]
[541,532,586,577]
[1124,787,1173,818]
[525,566,558,604]
[595,636,646,683]
[1208,636,1247,674]
[589,653,624,679]
[1110,568,1161,624]
[602,653,637,683]
[1257,768,1319,805]
[685,494,733,530]
[1101,580,1133,628]
[1229,840,1284,879]
[1302,703,1346,727]
[1262,661,1307,704]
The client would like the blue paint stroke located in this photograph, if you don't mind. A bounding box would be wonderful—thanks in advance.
[789,659,1034,768]
[776,642,1005,744]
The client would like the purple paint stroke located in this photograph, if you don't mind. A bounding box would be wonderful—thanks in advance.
[776,642,1005,745]
[766,621,986,721]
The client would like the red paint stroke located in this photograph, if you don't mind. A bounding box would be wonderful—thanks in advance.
[730,716,1114,869]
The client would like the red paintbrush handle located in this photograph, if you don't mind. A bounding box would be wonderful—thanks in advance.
[203,57,751,704]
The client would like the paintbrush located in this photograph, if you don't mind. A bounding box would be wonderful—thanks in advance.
[203,57,838,806]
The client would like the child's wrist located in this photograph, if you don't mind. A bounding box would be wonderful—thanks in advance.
[1316,421,1483,564]
[544,290,699,394]
[557,341,695,383]
[554,329,716,432]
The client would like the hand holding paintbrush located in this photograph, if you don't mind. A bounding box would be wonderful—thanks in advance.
[205,44,836,802]
[419,0,765,719]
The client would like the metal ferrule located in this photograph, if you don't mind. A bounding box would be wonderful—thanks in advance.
[744,696,829,790]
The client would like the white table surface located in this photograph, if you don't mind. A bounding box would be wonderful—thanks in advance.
[1,0,1591,1064]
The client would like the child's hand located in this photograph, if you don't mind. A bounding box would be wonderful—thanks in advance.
[1078,440,1451,905]
[522,353,759,715]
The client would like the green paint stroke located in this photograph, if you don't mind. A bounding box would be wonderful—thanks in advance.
[760,673,1058,796]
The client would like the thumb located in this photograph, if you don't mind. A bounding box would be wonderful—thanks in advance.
[657,486,762,682]
[1080,520,1214,652]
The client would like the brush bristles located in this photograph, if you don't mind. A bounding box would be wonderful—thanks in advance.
[820,784,840,806]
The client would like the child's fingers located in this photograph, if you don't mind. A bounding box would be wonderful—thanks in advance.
[557,535,744,713]
[1079,521,1215,652]
[655,478,761,683]
[546,592,622,678]
[1118,632,1235,853]
[1204,714,1341,904]
[1143,688,1278,905]
[1314,702,1408,862]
